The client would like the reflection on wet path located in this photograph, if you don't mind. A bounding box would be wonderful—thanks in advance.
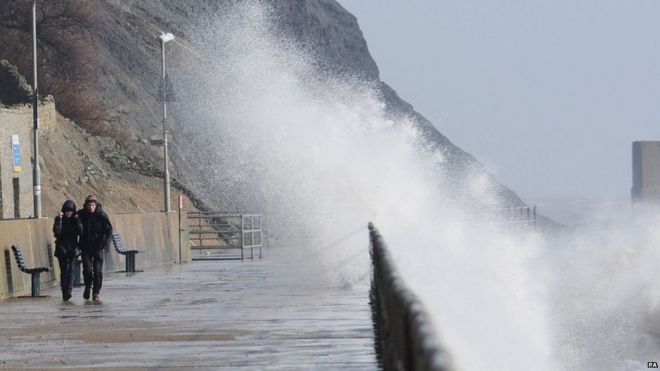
[0,248,378,370]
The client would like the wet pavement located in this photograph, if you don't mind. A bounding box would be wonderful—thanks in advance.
[0,248,378,370]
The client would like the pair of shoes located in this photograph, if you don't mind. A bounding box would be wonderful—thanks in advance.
[83,287,91,300]
[92,294,100,302]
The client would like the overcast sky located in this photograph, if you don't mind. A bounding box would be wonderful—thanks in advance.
[339,0,660,201]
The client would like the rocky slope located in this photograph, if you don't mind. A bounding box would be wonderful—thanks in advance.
[0,0,526,214]
[39,99,196,215]
[0,64,195,216]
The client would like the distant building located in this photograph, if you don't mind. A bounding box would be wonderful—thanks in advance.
[632,141,660,202]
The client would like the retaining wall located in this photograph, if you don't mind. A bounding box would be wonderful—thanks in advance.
[0,102,58,219]
[369,222,453,371]
[0,211,190,299]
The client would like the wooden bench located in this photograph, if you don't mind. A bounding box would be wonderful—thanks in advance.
[111,233,140,272]
[10,245,49,297]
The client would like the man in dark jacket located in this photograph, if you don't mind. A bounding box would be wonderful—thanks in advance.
[53,200,82,301]
[77,194,113,302]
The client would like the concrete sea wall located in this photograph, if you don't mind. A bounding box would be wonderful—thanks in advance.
[0,211,190,299]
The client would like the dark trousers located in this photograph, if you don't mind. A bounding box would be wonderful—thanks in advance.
[82,250,104,294]
[57,255,76,296]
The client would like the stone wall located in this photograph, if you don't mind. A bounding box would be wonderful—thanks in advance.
[0,210,190,299]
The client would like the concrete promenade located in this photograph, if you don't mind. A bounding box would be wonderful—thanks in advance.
[0,248,378,370]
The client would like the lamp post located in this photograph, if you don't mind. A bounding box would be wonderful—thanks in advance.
[32,0,42,218]
[159,32,175,212]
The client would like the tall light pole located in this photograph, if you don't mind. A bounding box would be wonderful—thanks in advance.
[32,0,42,218]
[159,32,175,212]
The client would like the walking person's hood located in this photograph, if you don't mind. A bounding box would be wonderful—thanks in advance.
[61,200,77,213]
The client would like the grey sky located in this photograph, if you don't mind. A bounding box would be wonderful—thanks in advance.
[339,0,660,201]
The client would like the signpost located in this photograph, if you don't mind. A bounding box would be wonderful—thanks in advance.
[11,135,22,173]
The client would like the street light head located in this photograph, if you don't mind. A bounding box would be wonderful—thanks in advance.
[159,32,175,43]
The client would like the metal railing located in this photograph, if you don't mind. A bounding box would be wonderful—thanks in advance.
[483,205,537,231]
[187,212,264,260]
[369,222,452,371]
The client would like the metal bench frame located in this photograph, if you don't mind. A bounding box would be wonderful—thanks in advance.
[10,245,50,297]
[111,233,140,273]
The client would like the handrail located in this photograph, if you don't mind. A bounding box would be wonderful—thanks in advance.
[369,222,452,371]
[187,211,264,260]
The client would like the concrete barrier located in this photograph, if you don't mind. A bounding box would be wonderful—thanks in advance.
[0,211,190,299]
[369,222,453,371]
[103,211,191,272]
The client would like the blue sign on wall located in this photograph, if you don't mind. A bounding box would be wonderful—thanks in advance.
[11,135,21,173]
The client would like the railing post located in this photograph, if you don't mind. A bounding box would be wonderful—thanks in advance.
[178,196,182,264]
[198,214,202,253]
[240,215,244,261]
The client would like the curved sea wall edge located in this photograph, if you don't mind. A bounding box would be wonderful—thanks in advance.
[0,211,190,299]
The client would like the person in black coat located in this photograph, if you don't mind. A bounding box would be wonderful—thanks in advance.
[53,200,82,301]
[77,194,113,302]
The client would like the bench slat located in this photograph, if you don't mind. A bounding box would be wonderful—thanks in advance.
[112,233,140,255]
[11,245,49,274]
